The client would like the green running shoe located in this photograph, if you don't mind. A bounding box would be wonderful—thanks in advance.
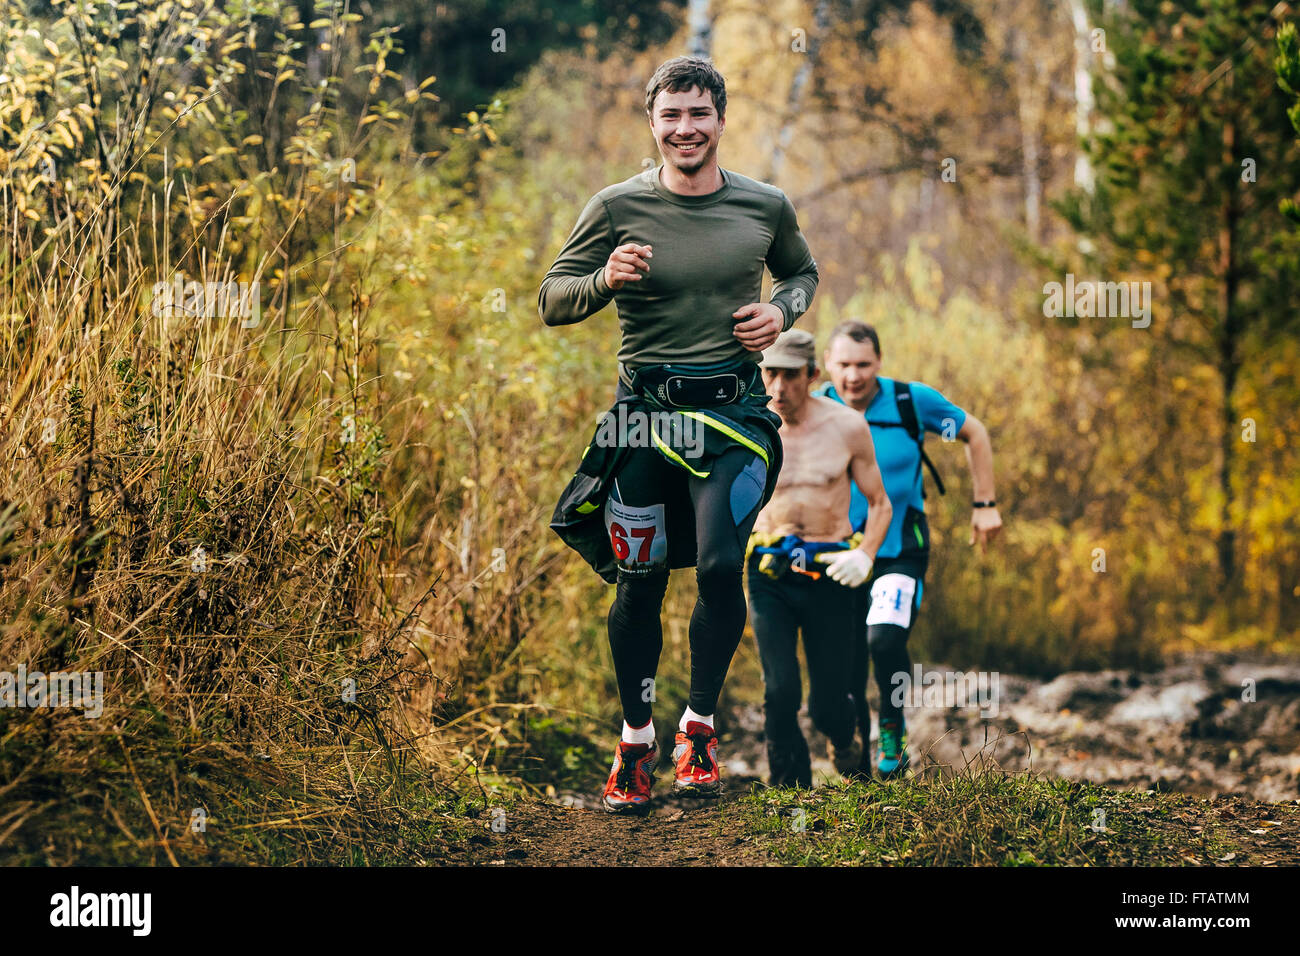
[877,717,910,779]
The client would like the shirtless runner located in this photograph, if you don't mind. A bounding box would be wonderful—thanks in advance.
[747,329,892,787]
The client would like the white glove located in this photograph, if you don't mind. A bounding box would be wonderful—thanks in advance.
[822,548,873,588]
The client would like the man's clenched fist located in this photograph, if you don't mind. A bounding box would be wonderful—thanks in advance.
[603,243,653,291]
[731,302,784,352]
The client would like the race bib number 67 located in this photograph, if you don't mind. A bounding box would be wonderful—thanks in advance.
[604,499,667,569]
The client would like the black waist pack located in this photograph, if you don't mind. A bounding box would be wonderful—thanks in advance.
[630,360,760,409]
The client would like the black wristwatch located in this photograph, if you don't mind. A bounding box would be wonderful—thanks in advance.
[972,500,996,508]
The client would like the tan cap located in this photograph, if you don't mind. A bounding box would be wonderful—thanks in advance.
[760,328,816,369]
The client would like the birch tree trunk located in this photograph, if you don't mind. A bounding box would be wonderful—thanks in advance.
[1012,25,1046,241]
[688,0,713,57]
[1068,0,1096,194]
[768,0,830,184]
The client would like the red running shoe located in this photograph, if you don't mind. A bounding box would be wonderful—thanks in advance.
[672,721,721,796]
[602,741,658,814]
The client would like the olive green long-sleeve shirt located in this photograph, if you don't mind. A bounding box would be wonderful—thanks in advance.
[538,164,819,369]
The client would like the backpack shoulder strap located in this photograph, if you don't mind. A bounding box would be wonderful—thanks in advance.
[893,381,921,442]
[895,381,947,497]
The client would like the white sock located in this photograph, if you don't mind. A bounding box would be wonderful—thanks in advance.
[622,719,656,747]
[679,706,714,733]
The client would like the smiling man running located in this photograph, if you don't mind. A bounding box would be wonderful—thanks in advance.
[541,56,819,813]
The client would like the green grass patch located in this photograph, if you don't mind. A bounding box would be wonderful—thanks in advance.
[725,773,1258,866]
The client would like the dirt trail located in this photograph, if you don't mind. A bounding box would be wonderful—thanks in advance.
[467,716,782,866]
[473,785,765,866]
[457,651,1300,866]
[477,702,845,866]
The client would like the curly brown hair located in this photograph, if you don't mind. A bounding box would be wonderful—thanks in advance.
[644,56,727,118]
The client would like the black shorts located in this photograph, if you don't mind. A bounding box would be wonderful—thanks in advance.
[602,380,768,577]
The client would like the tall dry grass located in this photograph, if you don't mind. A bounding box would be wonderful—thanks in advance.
[0,0,486,864]
[0,159,456,860]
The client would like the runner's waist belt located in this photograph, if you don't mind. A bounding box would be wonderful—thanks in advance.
[625,360,760,409]
[746,532,862,580]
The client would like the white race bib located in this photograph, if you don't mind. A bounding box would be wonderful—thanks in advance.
[604,498,668,568]
[866,573,917,628]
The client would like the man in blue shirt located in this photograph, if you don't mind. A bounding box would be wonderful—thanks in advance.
[818,320,1002,777]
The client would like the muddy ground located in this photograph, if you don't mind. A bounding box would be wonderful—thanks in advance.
[897,652,1300,803]
[458,651,1300,866]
